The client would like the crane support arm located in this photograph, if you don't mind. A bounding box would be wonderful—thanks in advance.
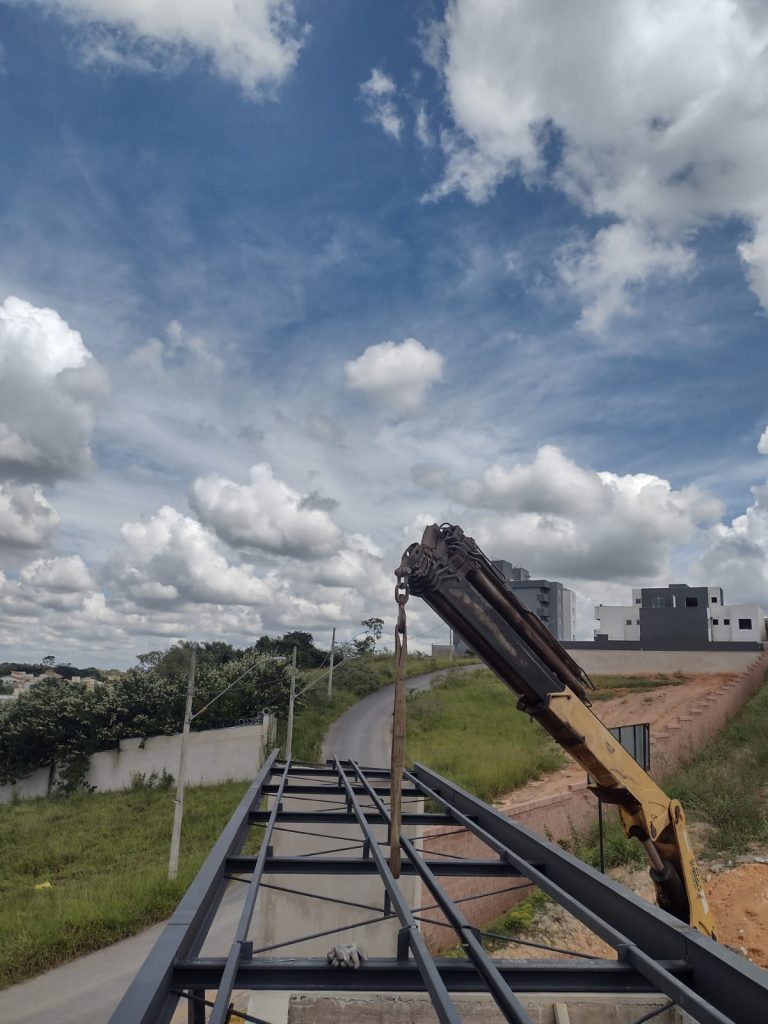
[397,523,716,938]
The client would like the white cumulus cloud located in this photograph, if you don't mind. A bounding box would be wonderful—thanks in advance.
[28,0,305,97]
[697,482,768,604]
[345,337,444,413]
[0,295,108,483]
[428,0,768,329]
[115,505,271,606]
[190,463,343,559]
[437,445,723,580]
[758,426,768,455]
[20,554,95,592]
[0,483,60,547]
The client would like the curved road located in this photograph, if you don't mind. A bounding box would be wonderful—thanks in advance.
[322,663,477,767]
[0,663,478,1023]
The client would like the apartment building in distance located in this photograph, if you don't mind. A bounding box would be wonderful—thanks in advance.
[454,560,576,652]
[595,583,766,646]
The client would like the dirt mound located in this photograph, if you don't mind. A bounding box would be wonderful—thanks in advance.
[705,863,768,967]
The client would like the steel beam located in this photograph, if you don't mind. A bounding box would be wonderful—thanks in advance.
[412,762,768,1024]
[352,760,535,1024]
[248,810,458,826]
[173,956,693,993]
[263,782,422,797]
[226,855,531,877]
[332,757,462,1024]
[109,749,280,1024]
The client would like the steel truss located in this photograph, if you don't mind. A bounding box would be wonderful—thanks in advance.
[110,751,768,1024]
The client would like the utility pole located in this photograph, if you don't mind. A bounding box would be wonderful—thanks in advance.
[449,628,454,661]
[327,627,336,699]
[168,646,196,881]
[285,645,298,761]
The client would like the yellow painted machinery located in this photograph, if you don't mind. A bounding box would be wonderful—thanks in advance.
[397,522,716,938]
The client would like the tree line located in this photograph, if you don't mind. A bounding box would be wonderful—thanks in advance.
[0,624,384,793]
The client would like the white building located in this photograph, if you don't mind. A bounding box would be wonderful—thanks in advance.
[596,583,766,644]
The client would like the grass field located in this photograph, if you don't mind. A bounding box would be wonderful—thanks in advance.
[0,778,257,989]
[666,678,768,855]
[405,668,565,801]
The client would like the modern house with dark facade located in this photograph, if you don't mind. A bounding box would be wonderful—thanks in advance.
[594,583,765,648]
[453,561,576,653]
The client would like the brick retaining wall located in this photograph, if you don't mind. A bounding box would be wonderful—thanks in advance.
[420,652,768,951]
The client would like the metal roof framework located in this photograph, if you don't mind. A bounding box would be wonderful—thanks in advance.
[110,750,768,1024]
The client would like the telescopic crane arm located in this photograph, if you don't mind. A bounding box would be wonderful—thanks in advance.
[397,523,716,939]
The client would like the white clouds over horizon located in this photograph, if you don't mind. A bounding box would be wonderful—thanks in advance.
[428,0,768,330]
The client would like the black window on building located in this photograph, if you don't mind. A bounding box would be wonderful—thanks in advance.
[711,596,718,603]
[724,618,730,626]
[685,597,698,608]
[712,619,719,626]
[738,618,753,630]
[626,619,632,626]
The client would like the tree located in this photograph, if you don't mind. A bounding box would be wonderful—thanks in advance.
[354,617,385,655]
[41,655,56,669]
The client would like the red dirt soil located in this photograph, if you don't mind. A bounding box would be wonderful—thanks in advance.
[492,673,768,971]
[496,674,733,811]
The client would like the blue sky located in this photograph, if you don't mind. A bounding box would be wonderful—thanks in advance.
[1,0,767,666]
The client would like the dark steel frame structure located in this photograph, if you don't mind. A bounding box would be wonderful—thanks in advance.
[110,751,768,1024]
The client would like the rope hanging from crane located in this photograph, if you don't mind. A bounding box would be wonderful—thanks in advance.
[389,570,409,877]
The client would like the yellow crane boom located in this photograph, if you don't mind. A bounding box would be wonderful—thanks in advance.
[397,523,716,938]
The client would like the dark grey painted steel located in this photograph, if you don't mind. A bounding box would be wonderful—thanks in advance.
[226,855,532,876]
[110,755,768,1024]
[332,757,462,1024]
[173,956,693,992]
[209,760,291,1024]
[351,759,535,1024]
[108,749,279,1024]
[413,762,768,1024]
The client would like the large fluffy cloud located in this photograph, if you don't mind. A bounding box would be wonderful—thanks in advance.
[115,505,272,606]
[190,463,343,558]
[0,296,108,483]
[0,483,60,547]
[428,0,768,328]
[697,482,768,604]
[345,338,444,413]
[425,445,723,580]
[30,0,304,96]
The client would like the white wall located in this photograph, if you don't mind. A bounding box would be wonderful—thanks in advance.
[595,604,640,640]
[0,717,274,804]
[711,604,766,642]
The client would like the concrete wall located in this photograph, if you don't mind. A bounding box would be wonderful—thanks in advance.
[419,652,768,951]
[561,647,762,675]
[0,717,274,804]
[282,993,681,1024]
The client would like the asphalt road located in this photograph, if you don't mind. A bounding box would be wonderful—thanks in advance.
[0,662,477,1023]
[322,662,477,767]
